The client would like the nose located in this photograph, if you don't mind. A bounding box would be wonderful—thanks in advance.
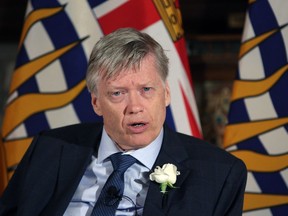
[125,92,143,114]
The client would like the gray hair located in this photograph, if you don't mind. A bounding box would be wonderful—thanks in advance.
[86,28,169,94]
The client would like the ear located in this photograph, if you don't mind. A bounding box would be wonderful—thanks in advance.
[91,93,103,116]
[164,81,171,107]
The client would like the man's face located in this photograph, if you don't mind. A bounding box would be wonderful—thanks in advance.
[91,55,171,150]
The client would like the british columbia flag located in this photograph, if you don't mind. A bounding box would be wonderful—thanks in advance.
[223,0,288,215]
[0,0,201,190]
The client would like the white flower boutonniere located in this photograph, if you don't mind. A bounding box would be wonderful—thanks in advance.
[149,163,180,194]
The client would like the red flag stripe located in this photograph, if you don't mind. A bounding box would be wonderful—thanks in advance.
[98,0,161,34]
[179,82,202,138]
[174,38,193,86]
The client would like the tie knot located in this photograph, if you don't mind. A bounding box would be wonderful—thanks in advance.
[110,153,136,173]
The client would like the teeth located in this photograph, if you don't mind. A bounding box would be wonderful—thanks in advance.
[132,123,144,127]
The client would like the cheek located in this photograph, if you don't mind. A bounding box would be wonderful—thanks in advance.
[102,105,124,125]
[103,111,118,131]
[103,108,126,138]
[151,100,167,124]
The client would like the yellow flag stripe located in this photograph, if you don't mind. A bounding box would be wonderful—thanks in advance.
[224,117,288,147]
[9,40,81,94]
[248,0,256,4]
[231,64,288,101]
[0,137,8,193]
[19,7,64,48]
[239,29,277,58]
[7,172,15,181]
[4,138,33,168]
[244,193,288,211]
[2,80,86,138]
[230,150,288,172]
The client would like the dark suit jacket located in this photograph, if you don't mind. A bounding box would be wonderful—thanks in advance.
[0,122,247,216]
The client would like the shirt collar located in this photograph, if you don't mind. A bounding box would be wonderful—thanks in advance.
[97,128,163,170]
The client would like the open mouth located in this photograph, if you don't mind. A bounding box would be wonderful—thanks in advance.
[127,121,148,133]
[130,122,146,127]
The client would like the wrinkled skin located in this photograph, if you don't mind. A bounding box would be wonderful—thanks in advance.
[91,55,171,150]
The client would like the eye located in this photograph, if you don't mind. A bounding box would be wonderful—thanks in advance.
[108,90,125,102]
[111,91,121,96]
[141,87,154,97]
[143,87,151,92]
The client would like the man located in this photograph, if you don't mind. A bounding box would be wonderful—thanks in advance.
[0,28,247,216]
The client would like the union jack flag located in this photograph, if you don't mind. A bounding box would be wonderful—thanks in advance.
[0,0,201,192]
[223,0,288,215]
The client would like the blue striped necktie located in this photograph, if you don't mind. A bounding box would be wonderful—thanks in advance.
[91,153,136,216]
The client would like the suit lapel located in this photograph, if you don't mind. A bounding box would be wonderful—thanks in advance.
[143,126,191,215]
[42,124,102,216]
[43,143,94,215]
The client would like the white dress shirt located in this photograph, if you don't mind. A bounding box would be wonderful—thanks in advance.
[64,128,163,216]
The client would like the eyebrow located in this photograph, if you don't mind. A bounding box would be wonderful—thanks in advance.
[108,80,157,88]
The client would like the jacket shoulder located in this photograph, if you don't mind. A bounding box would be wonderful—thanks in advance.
[39,122,103,146]
[165,126,244,165]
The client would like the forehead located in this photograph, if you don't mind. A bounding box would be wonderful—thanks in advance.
[102,55,163,85]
